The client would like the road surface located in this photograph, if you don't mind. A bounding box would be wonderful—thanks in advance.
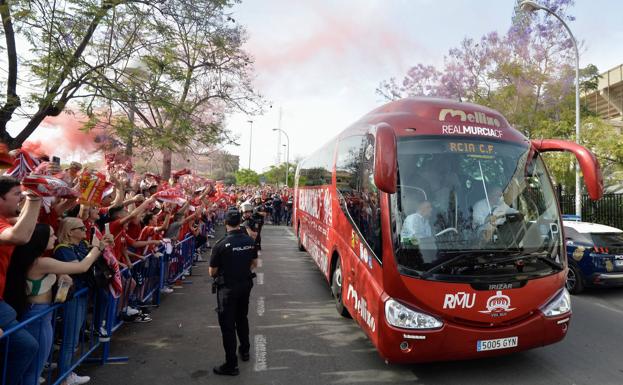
[87,225,623,385]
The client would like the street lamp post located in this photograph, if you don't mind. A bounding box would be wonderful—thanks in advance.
[282,144,288,186]
[520,0,582,217]
[247,120,253,169]
[272,128,290,187]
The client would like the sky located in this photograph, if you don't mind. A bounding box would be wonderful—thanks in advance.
[8,0,623,172]
[223,0,623,173]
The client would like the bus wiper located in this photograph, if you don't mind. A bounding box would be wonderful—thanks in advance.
[420,249,562,278]
[486,251,564,271]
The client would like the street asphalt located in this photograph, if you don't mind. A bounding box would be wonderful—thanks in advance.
[85,225,623,385]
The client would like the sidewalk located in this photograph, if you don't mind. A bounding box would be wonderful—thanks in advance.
[84,228,228,384]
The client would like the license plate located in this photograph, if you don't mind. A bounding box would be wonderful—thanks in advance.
[477,337,518,352]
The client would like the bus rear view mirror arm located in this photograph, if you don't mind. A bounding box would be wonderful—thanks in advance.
[374,123,398,194]
[531,139,603,201]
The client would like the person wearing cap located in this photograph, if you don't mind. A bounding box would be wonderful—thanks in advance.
[240,202,258,240]
[64,161,82,184]
[209,209,258,376]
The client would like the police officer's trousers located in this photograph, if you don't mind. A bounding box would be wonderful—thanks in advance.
[216,281,252,368]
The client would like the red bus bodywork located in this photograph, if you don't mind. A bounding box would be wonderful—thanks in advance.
[294,98,602,363]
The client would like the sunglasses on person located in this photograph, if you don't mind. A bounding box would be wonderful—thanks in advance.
[71,226,87,231]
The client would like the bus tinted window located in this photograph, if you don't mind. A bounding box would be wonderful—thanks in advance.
[336,135,382,258]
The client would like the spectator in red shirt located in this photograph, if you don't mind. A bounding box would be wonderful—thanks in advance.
[0,176,43,385]
[107,196,158,267]
[138,212,171,256]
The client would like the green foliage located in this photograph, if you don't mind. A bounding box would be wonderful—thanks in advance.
[0,0,262,173]
[260,162,297,187]
[82,0,264,177]
[208,168,236,185]
[235,169,259,186]
[0,0,155,146]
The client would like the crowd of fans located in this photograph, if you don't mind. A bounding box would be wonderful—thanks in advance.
[0,146,293,385]
[231,186,294,227]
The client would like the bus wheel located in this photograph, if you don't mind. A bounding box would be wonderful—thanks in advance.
[566,261,584,294]
[331,257,350,318]
[297,223,305,251]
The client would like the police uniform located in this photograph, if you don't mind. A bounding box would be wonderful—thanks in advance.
[210,213,257,374]
[242,213,260,248]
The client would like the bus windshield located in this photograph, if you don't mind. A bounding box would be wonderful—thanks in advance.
[393,137,564,280]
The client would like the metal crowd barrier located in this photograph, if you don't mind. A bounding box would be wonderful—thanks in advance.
[0,287,102,385]
[0,234,198,385]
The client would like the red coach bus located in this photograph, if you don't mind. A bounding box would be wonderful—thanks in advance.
[293,97,602,363]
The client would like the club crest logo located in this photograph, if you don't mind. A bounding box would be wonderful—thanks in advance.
[479,291,515,316]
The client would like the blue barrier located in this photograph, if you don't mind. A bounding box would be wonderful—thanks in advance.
[0,287,102,385]
[165,235,195,285]
[0,233,199,385]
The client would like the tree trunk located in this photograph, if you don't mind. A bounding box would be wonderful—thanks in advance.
[162,148,172,181]
[0,0,21,140]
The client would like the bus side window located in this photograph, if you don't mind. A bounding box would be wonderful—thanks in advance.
[299,146,333,186]
[336,135,382,260]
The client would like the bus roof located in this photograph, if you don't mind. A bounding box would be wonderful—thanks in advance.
[342,97,528,144]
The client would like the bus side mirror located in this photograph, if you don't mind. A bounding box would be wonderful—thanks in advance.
[531,139,603,201]
[374,123,397,194]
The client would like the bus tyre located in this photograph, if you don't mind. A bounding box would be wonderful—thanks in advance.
[297,224,305,251]
[566,261,584,294]
[331,257,350,318]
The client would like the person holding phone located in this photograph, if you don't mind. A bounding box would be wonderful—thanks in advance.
[53,217,113,382]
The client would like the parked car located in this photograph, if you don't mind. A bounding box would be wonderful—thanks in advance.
[563,220,623,294]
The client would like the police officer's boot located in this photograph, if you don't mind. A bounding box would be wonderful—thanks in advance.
[213,363,239,376]
[239,349,250,362]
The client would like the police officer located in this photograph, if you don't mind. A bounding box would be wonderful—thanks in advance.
[272,193,282,225]
[240,202,260,252]
[209,208,258,376]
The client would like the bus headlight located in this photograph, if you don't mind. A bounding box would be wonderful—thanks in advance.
[385,299,443,329]
[541,288,571,317]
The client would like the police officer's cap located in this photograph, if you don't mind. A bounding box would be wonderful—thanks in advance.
[225,209,241,226]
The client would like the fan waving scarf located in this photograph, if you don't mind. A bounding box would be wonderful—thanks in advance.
[154,188,186,206]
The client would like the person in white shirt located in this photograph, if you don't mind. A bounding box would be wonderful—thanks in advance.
[401,200,433,243]
[473,185,517,228]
